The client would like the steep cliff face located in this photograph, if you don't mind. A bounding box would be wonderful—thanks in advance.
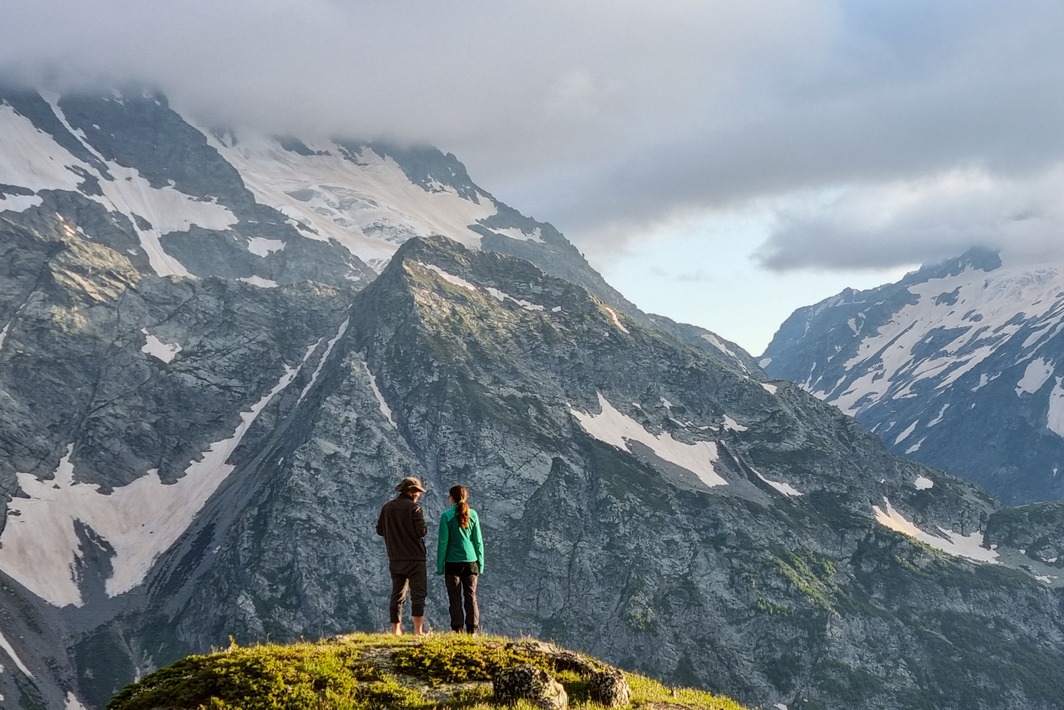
[1,87,1064,710]
[762,248,1064,505]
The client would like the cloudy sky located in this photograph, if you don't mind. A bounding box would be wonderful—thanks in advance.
[3,1,1064,354]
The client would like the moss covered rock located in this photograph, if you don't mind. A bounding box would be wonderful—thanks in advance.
[105,633,746,710]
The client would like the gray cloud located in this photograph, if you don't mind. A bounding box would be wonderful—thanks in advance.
[3,0,1064,272]
[756,165,1064,270]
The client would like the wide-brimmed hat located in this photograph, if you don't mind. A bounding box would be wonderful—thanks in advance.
[396,476,426,493]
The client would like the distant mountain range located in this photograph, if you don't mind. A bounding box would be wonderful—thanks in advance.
[763,247,1064,505]
[2,85,1064,710]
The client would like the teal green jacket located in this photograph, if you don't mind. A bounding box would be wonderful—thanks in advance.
[436,504,484,575]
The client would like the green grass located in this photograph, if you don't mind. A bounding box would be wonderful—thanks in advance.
[106,632,747,710]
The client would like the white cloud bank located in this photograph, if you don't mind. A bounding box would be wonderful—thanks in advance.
[3,1,1063,273]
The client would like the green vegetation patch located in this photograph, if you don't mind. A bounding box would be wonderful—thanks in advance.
[770,548,840,613]
[390,635,548,683]
[107,638,392,710]
[107,633,748,710]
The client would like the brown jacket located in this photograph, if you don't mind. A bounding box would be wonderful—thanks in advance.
[376,494,428,561]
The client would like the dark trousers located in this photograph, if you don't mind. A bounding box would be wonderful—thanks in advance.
[389,559,427,624]
[444,561,480,632]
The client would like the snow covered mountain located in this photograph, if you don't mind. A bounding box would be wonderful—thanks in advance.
[0,84,750,370]
[2,86,1064,710]
[762,247,1064,505]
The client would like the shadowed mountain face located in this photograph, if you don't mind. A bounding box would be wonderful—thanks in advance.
[2,89,1064,710]
[762,248,1064,506]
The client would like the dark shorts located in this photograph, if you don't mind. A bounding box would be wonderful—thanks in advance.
[388,559,427,624]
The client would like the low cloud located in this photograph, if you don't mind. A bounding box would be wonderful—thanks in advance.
[756,165,1064,271]
[2,1,1064,272]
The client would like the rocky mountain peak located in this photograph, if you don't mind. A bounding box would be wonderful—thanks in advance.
[764,247,1064,504]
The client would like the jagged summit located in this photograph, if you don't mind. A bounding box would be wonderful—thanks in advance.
[895,246,1004,288]
[764,246,1064,504]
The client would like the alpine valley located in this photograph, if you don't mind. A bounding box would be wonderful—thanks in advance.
[1,85,1064,710]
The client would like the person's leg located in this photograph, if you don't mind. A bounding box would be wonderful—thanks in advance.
[389,567,410,635]
[410,561,428,635]
[462,564,479,634]
[444,563,464,631]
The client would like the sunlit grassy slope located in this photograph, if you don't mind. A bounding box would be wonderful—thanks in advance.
[106,632,748,709]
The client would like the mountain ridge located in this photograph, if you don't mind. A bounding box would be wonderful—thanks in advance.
[1,86,1064,709]
[763,247,1064,504]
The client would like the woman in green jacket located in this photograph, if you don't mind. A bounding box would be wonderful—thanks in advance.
[436,485,484,633]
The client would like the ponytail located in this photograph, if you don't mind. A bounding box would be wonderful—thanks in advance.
[450,485,470,529]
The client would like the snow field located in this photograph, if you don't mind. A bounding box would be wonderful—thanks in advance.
[203,132,501,269]
[828,260,1064,419]
[571,393,726,488]
[873,498,998,564]
[0,362,306,607]
[1,101,238,277]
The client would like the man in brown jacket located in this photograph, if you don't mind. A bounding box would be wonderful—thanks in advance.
[376,476,429,635]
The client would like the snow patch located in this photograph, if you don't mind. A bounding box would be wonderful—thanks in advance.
[761,382,779,395]
[0,629,32,678]
[571,393,726,488]
[722,415,747,432]
[66,692,89,710]
[926,403,950,427]
[0,104,85,193]
[237,276,279,288]
[0,193,42,213]
[90,161,238,278]
[0,321,10,351]
[489,226,544,243]
[141,329,182,363]
[752,468,803,497]
[485,287,546,311]
[424,264,478,292]
[297,319,349,404]
[894,421,918,445]
[422,264,551,313]
[362,357,397,428]
[702,333,736,359]
[603,306,630,334]
[1017,358,1054,395]
[0,364,304,607]
[873,498,998,563]
[246,237,286,257]
[1047,379,1064,439]
[915,476,934,490]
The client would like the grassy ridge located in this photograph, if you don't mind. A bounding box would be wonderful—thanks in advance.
[106,633,747,709]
